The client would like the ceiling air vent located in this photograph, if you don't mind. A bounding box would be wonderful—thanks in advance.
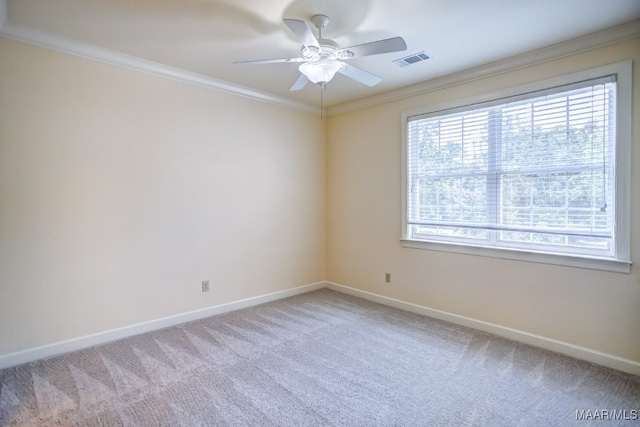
[393,52,430,68]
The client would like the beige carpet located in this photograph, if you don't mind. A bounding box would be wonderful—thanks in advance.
[1,289,639,426]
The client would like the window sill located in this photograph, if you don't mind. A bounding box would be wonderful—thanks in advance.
[400,238,632,273]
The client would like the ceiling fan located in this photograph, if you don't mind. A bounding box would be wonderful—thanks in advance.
[235,14,407,91]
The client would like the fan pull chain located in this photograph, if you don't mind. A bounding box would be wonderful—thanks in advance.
[320,83,325,120]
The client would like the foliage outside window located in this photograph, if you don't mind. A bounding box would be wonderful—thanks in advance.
[402,64,631,271]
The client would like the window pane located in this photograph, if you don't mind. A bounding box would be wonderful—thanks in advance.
[409,111,488,175]
[414,176,487,225]
[500,86,611,172]
[499,230,610,251]
[415,225,488,241]
[500,171,611,233]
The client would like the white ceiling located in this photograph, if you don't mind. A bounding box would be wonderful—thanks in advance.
[3,0,640,110]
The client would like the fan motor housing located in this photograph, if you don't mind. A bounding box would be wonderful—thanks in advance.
[301,38,340,61]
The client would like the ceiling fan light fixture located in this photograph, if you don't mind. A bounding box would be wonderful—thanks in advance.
[236,16,408,93]
[299,59,342,85]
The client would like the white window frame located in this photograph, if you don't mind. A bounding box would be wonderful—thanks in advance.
[401,61,632,273]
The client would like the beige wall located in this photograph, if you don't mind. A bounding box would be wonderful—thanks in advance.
[1,31,638,367]
[326,37,640,363]
[0,38,325,355]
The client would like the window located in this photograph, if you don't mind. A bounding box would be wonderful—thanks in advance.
[402,62,631,272]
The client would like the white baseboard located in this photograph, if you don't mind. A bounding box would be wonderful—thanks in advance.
[326,282,640,376]
[0,281,325,370]
[4,280,638,376]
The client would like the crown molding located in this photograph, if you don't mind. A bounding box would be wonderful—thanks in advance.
[0,9,320,116]
[327,19,640,116]
[1,0,637,119]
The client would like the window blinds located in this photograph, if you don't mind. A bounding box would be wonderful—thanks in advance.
[406,76,616,254]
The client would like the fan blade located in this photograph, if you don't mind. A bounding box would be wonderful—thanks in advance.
[339,37,407,58]
[337,63,382,87]
[283,18,320,49]
[290,74,310,91]
[234,57,305,65]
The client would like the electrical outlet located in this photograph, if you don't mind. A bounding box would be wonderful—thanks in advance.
[385,273,391,283]
[202,280,210,292]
